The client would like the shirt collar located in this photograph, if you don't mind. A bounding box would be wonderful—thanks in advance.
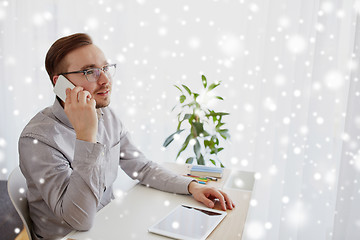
[51,98,105,129]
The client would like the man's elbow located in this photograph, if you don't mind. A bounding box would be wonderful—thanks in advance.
[61,204,97,231]
[66,214,95,231]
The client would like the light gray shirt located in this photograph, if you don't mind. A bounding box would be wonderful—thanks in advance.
[19,99,193,239]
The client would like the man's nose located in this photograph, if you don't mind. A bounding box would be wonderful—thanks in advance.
[97,71,111,85]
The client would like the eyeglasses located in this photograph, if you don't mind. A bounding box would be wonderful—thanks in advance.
[59,63,116,82]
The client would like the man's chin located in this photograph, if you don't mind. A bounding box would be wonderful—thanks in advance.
[95,99,111,109]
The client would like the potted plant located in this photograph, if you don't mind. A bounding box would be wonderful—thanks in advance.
[163,75,230,167]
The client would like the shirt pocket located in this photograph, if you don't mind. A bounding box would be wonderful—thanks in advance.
[104,141,120,188]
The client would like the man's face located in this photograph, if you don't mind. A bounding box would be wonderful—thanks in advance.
[61,44,112,108]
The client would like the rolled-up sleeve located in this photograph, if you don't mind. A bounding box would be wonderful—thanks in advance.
[118,132,193,194]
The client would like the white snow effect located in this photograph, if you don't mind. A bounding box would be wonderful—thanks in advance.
[241,159,249,167]
[314,172,322,180]
[353,153,360,171]
[354,0,360,14]
[244,103,254,112]
[286,35,307,54]
[85,18,99,30]
[188,37,201,49]
[172,221,180,229]
[263,98,277,111]
[231,157,239,165]
[282,196,290,204]
[245,221,265,239]
[283,117,291,125]
[286,201,308,228]
[278,16,291,28]
[234,178,244,188]
[250,199,258,207]
[274,74,286,86]
[321,2,335,14]
[0,8,6,20]
[324,70,344,90]
[293,147,301,155]
[249,3,259,13]
[218,34,243,57]
[0,138,7,147]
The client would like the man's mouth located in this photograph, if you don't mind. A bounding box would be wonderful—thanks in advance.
[96,89,110,96]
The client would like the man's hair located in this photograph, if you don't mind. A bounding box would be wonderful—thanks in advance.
[45,33,93,85]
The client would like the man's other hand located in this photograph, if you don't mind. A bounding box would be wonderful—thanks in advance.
[188,181,235,211]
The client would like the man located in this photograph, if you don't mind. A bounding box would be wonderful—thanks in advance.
[19,33,235,239]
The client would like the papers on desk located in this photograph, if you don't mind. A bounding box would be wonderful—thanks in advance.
[148,204,227,240]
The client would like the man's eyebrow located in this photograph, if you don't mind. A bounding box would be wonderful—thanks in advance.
[80,64,96,70]
[80,62,109,70]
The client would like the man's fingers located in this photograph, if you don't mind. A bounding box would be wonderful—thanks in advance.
[206,189,226,211]
[219,190,234,210]
[70,86,84,103]
[65,88,71,104]
[199,195,215,208]
[78,90,92,104]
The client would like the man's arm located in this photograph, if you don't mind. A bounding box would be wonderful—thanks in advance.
[19,135,106,231]
[20,86,104,230]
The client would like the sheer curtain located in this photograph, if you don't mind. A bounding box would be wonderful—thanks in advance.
[0,0,359,239]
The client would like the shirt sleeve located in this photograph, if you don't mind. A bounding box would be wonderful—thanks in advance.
[118,132,194,194]
[19,135,106,231]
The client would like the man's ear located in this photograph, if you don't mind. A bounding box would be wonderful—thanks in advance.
[52,75,59,86]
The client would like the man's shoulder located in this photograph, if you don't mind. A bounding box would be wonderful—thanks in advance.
[20,105,62,140]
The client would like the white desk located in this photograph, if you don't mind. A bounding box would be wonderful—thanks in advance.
[65,163,255,240]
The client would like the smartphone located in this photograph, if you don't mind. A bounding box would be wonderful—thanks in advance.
[53,75,75,102]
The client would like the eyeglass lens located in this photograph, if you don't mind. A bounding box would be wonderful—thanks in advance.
[86,65,116,82]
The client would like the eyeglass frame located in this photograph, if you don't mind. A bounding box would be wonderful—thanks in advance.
[58,63,117,82]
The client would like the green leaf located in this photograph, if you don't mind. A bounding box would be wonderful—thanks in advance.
[197,154,205,165]
[174,85,183,93]
[219,129,230,140]
[215,96,224,100]
[220,162,225,168]
[209,159,216,166]
[180,95,186,103]
[210,147,224,155]
[163,129,184,147]
[193,93,199,100]
[202,75,207,88]
[182,84,192,95]
[185,157,194,164]
[193,122,204,136]
[177,114,193,130]
[193,139,201,159]
[176,134,192,159]
[216,122,225,129]
[208,81,221,91]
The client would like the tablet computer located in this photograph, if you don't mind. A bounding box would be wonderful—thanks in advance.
[148,204,227,240]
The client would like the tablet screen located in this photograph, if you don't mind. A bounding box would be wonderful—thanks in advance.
[148,204,227,240]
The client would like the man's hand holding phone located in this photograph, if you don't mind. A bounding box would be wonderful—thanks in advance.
[64,87,98,143]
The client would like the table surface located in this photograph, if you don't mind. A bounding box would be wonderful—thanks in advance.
[65,163,255,240]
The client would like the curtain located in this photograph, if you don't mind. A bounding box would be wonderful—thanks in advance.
[0,0,358,239]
